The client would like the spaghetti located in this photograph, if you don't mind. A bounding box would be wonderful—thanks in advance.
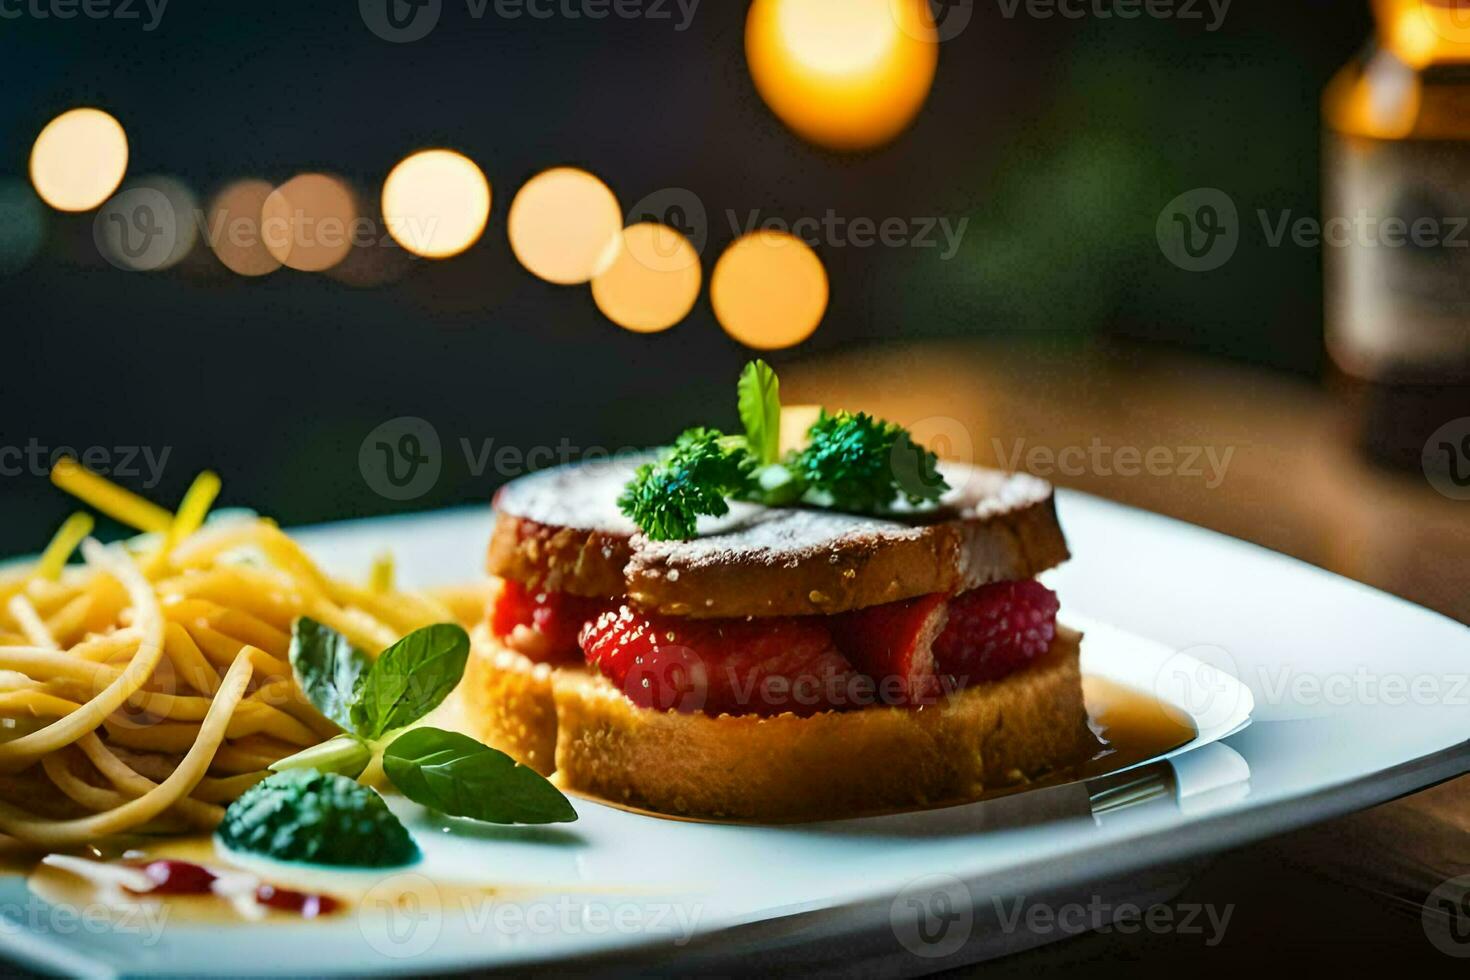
[0,465,457,848]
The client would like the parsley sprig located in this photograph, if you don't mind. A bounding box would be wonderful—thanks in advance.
[798,409,948,513]
[619,361,950,540]
[617,428,754,542]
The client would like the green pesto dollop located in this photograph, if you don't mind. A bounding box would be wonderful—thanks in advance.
[218,769,419,867]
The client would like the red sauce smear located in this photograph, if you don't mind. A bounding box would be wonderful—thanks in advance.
[125,859,340,917]
[255,883,341,918]
[129,860,215,895]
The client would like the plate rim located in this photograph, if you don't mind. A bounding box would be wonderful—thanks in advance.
[2,497,1467,977]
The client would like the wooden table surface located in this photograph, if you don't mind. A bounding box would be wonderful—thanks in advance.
[788,339,1470,972]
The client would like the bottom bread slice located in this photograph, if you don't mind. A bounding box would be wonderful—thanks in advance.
[551,626,1098,822]
[462,636,566,776]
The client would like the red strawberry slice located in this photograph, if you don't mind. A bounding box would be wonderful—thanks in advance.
[579,606,858,717]
[489,580,606,664]
[828,593,949,706]
[933,581,1060,684]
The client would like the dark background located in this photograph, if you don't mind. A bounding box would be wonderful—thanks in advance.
[0,1,1373,553]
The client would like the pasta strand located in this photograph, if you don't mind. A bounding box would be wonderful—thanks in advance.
[1,466,455,850]
[0,651,253,846]
[0,543,164,770]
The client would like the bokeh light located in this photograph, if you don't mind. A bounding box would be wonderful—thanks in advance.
[381,149,491,258]
[93,176,199,272]
[29,108,129,212]
[591,223,702,333]
[1378,0,1470,63]
[207,179,282,277]
[0,180,45,276]
[745,0,939,150]
[711,230,828,350]
[261,173,358,272]
[507,167,622,284]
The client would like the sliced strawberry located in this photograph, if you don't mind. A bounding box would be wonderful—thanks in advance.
[933,581,1059,684]
[579,606,858,717]
[489,580,605,665]
[828,593,948,706]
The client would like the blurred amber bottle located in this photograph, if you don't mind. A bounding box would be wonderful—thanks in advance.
[1324,0,1470,468]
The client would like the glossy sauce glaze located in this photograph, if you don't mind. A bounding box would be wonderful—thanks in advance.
[1079,675,1198,777]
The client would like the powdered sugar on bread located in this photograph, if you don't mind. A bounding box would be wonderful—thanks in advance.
[491,457,643,534]
[486,457,1069,617]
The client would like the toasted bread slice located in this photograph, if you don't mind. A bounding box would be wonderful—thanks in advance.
[550,627,1096,822]
[462,632,570,776]
[486,458,1068,619]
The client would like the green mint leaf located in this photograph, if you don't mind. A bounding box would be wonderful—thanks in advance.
[617,428,753,541]
[383,727,577,825]
[796,410,950,513]
[268,734,373,780]
[351,623,470,740]
[736,359,782,466]
[289,617,371,734]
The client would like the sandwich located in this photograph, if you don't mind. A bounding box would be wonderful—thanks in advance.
[464,363,1099,821]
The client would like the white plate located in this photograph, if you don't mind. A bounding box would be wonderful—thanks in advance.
[2,491,1466,978]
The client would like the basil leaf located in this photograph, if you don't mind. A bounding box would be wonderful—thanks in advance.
[269,734,373,779]
[383,727,577,825]
[737,359,782,466]
[351,624,470,740]
[289,617,371,733]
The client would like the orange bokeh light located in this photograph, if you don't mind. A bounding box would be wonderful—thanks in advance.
[591,223,702,333]
[508,167,622,285]
[381,149,492,259]
[745,0,939,150]
[261,173,358,272]
[30,108,129,212]
[711,230,828,350]
[207,179,282,277]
